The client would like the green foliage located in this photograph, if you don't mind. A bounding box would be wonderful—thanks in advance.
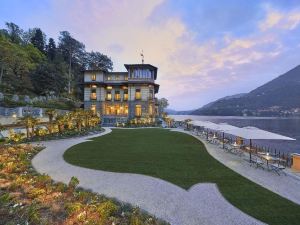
[65,202,83,215]
[30,61,68,95]
[27,201,41,224]
[97,200,118,221]
[30,28,45,52]
[0,22,113,98]
[68,176,80,190]
[85,51,113,71]
[0,193,11,205]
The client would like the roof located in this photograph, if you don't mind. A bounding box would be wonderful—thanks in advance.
[124,64,158,80]
[107,72,128,75]
[83,69,107,73]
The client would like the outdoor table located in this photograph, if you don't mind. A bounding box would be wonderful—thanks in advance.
[258,154,280,168]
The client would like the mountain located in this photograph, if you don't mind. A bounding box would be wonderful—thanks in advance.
[200,93,246,109]
[165,108,194,115]
[192,65,300,117]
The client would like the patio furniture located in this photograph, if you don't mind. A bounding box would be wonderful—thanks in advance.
[269,160,286,175]
[222,126,295,162]
[250,154,265,169]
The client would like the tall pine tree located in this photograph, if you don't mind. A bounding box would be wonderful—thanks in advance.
[30,28,45,53]
[46,38,56,60]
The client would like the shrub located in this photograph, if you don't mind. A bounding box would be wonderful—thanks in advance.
[97,200,118,221]
[68,176,80,190]
[28,187,46,199]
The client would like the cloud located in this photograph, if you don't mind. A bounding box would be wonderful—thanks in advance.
[9,0,300,110]
[259,6,300,31]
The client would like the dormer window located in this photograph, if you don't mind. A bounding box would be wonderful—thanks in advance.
[91,74,96,81]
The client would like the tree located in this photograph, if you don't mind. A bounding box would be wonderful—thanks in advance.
[45,109,57,123]
[0,34,44,89]
[85,51,113,71]
[30,61,68,95]
[30,28,45,52]
[58,31,85,94]
[5,22,23,44]
[55,114,66,133]
[158,98,169,116]
[17,115,39,138]
[46,38,56,61]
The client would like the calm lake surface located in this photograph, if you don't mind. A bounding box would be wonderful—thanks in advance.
[170,115,300,154]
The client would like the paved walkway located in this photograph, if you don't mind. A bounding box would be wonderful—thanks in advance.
[176,129,300,205]
[32,127,265,225]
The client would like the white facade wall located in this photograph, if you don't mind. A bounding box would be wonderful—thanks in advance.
[100,87,105,101]
[141,86,149,101]
[84,72,104,82]
[128,86,136,101]
[96,87,101,100]
[84,87,91,101]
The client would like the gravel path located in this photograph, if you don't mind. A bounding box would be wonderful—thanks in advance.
[32,127,264,225]
[176,129,300,205]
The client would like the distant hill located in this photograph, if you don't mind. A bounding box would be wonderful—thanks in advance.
[192,65,300,117]
[165,108,194,115]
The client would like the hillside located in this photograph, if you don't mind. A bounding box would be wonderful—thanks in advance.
[192,65,300,116]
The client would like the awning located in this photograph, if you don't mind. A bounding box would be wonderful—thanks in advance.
[225,126,296,141]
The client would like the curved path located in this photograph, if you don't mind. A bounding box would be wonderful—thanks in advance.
[32,128,264,225]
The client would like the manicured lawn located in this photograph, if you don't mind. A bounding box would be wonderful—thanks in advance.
[64,128,300,225]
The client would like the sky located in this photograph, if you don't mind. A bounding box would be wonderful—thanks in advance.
[1,0,300,110]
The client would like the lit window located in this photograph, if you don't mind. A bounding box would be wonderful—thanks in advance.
[125,75,128,80]
[106,91,112,100]
[107,75,111,80]
[135,89,141,100]
[91,85,97,89]
[91,74,96,81]
[107,86,112,89]
[115,90,120,101]
[90,89,97,100]
[123,89,128,101]
[149,104,153,115]
[91,104,96,114]
[135,105,142,117]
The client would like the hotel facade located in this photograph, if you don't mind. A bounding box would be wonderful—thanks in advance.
[83,64,160,126]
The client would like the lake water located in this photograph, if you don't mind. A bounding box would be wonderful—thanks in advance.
[170,115,300,155]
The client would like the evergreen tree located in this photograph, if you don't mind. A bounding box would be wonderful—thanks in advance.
[46,38,56,61]
[30,28,45,52]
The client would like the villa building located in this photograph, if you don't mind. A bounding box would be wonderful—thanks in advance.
[83,64,160,126]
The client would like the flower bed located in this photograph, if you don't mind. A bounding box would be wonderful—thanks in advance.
[0,144,168,225]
